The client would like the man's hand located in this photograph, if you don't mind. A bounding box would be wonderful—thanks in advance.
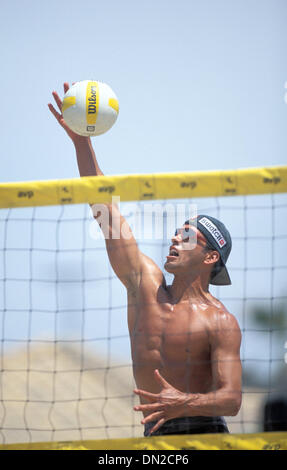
[48,82,87,143]
[133,369,190,435]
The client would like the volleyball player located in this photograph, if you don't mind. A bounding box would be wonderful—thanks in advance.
[48,83,242,436]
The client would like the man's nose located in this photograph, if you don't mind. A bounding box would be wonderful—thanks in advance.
[171,233,181,244]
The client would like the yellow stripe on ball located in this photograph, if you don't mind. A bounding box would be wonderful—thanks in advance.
[86,81,99,125]
[108,98,119,113]
[62,96,76,113]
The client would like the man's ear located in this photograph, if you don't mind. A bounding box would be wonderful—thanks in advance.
[204,250,220,266]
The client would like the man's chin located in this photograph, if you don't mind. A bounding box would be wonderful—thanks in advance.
[164,260,178,273]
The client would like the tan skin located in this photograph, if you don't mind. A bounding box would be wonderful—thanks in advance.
[48,84,242,435]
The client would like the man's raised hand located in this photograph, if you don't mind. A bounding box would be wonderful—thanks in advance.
[48,82,86,143]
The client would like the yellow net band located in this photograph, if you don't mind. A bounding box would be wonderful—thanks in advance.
[0,165,286,209]
[0,432,286,450]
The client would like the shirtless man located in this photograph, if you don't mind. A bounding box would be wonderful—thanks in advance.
[48,83,242,437]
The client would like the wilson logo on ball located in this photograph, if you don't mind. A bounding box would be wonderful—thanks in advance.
[86,82,98,125]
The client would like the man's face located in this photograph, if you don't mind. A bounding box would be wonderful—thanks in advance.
[164,223,213,274]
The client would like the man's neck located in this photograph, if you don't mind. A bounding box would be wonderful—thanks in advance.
[169,272,211,304]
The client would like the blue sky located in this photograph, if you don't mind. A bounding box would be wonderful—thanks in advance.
[1,0,287,182]
[1,0,287,383]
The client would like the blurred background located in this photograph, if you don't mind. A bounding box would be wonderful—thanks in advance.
[0,0,287,443]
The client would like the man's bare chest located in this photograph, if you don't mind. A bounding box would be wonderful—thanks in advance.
[130,298,211,361]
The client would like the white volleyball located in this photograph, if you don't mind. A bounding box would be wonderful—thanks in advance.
[62,80,119,137]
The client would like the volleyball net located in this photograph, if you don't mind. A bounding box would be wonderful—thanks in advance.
[0,165,287,450]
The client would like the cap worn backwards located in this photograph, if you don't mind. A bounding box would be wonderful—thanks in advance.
[185,215,232,286]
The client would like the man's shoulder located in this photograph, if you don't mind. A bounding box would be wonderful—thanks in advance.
[126,252,165,296]
[206,299,241,337]
[140,252,163,274]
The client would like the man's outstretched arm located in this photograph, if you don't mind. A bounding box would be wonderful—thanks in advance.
[48,83,146,290]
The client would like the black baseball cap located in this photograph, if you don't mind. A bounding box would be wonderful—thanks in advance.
[184,215,232,286]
